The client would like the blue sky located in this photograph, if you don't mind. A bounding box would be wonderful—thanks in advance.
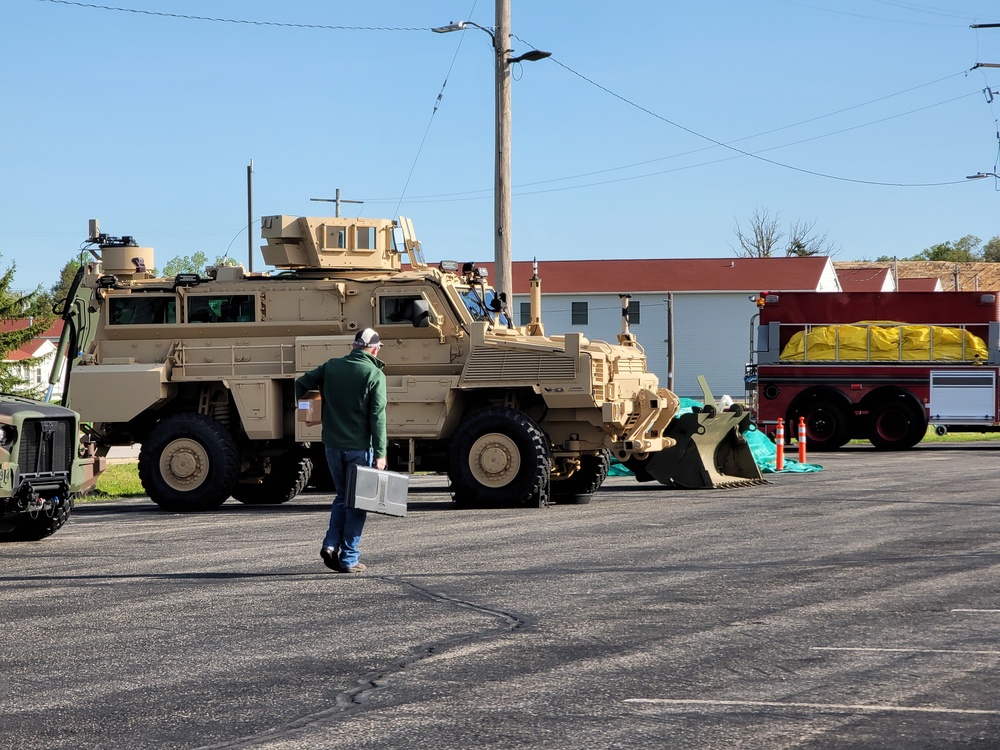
[6,0,1000,292]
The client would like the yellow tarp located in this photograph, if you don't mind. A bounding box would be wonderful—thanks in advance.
[779,322,989,362]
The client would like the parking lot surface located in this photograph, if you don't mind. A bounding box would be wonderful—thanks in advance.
[2,445,999,749]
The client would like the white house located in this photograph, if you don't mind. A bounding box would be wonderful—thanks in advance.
[477,256,841,401]
[1,320,65,401]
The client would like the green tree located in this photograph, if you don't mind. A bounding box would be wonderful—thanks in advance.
[160,253,238,277]
[48,257,83,311]
[915,235,982,262]
[162,252,210,277]
[982,236,1000,262]
[0,257,55,395]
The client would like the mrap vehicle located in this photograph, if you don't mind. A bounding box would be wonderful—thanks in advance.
[747,290,1000,450]
[51,214,759,512]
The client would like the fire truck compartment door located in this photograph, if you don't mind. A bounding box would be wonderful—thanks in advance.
[928,370,996,423]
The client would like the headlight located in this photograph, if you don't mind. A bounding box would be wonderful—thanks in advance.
[0,424,17,448]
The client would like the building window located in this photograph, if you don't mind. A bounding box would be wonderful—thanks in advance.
[519,302,531,326]
[627,300,640,325]
[571,301,588,325]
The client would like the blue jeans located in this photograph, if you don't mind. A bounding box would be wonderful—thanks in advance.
[323,446,372,568]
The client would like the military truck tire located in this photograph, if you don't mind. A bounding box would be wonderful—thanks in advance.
[232,455,313,505]
[139,413,239,512]
[0,497,75,541]
[448,407,551,508]
[552,450,611,504]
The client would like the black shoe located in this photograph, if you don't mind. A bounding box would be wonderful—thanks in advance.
[320,547,341,572]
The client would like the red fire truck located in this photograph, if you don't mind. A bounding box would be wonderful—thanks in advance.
[746,291,1000,450]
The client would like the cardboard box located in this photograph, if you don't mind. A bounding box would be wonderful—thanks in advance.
[297,390,322,423]
[346,465,409,517]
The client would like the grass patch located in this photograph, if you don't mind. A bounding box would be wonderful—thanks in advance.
[848,426,1000,446]
[84,462,145,501]
[920,427,1000,443]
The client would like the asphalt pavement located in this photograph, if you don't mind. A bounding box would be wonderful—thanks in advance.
[2,445,999,750]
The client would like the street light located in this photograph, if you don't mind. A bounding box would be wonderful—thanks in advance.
[433,6,551,307]
[967,172,1000,179]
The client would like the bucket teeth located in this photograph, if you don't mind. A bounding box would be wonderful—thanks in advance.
[633,406,764,490]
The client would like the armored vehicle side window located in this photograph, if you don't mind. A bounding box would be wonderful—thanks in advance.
[357,226,376,250]
[187,295,256,323]
[380,296,423,325]
[459,288,512,327]
[110,296,177,325]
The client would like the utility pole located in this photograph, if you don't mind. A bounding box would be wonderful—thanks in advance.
[495,0,513,306]
[310,189,364,218]
[246,159,254,272]
[431,11,549,305]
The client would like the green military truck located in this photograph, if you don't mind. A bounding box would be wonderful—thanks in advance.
[0,394,90,540]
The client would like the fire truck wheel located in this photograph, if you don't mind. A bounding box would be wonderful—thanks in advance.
[139,413,239,512]
[449,407,552,508]
[232,454,313,505]
[552,450,611,504]
[868,399,926,451]
[790,399,850,451]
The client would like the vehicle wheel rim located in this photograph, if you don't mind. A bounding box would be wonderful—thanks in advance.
[468,433,521,488]
[875,410,907,441]
[807,412,835,441]
[160,438,209,491]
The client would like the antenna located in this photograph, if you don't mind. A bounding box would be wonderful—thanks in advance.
[310,188,364,218]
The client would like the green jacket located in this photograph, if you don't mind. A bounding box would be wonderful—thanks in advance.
[295,348,387,457]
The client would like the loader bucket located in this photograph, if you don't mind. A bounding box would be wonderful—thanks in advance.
[625,405,765,489]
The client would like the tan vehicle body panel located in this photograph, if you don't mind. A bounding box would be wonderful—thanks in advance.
[62,214,700,508]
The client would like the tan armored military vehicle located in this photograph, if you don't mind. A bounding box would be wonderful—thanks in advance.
[53,216,758,512]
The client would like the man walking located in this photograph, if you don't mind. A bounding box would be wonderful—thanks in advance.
[295,328,387,574]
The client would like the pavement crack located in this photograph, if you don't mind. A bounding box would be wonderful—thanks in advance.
[192,574,531,750]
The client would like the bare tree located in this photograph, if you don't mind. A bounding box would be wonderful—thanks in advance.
[732,209,840,258]
[732,207,782,258]
[786,218,839,257]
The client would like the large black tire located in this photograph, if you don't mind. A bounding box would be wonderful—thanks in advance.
[0,496,74,541]
[448,407,551,508]
[232,454,313,505]
[552,450,611,505]
[868,398,926,451]
[138,413,239,512]
[789,398,851,451]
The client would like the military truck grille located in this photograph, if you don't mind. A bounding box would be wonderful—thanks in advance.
[592,359,607,400]
[17,418,74,476]
[464,347,576,381]
[614,357,646,375]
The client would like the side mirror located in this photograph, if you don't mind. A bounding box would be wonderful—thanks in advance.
[411,299,431,328]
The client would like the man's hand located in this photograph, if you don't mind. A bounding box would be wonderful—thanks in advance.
[374,457,388,471]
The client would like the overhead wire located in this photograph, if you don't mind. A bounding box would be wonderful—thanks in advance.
[35,0,430,31]
[391,2,481,219]
[358,83,983,203]
[37,0,984,192]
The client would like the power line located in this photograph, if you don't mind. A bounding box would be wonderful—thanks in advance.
[542,55,972,188]
[358,84,982,203]
[776,0,985,26]
[36,0,429,31]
